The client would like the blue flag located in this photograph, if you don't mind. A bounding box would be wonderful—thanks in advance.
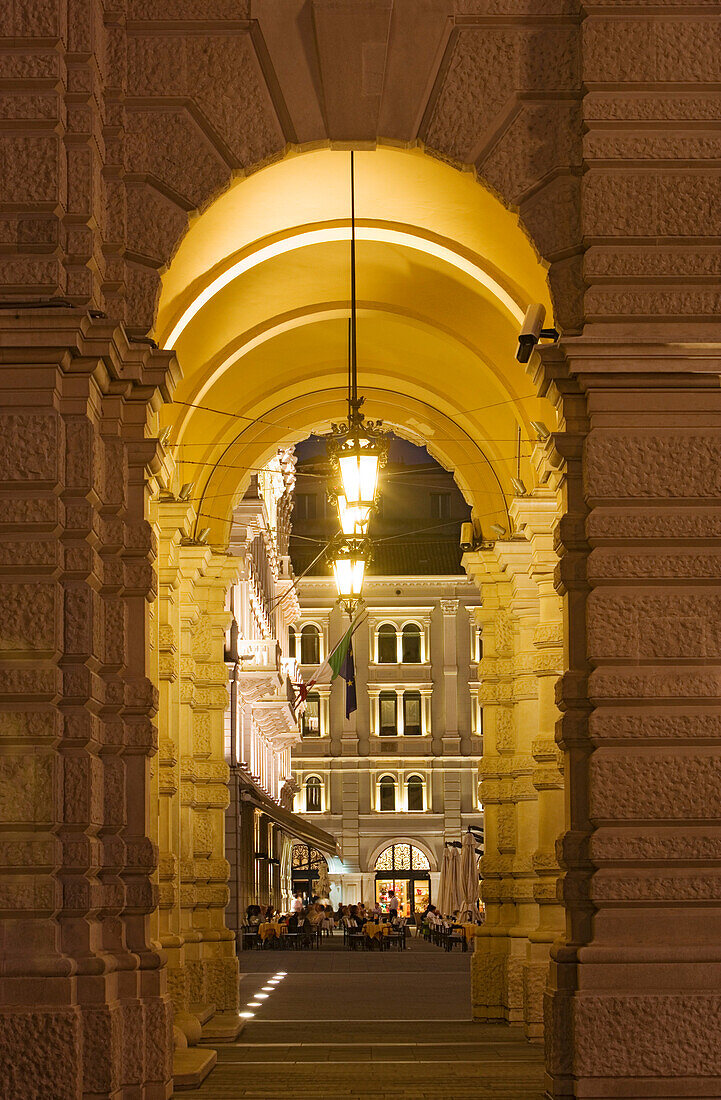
[340,637,357,718]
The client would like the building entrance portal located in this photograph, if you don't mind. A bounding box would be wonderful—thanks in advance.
[291,843,328,902]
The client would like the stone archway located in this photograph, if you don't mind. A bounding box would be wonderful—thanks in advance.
[2,6,721,1099]
[150,143,565,1051]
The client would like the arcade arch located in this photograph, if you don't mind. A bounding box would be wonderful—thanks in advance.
[149,144,565,1047]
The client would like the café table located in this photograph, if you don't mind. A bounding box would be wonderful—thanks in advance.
[258,921,285,943]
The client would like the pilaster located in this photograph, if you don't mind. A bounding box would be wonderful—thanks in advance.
[0,312,176,1098]
[540,337,721,1099]
[464,518,563,1037]
[177,548,240,1020]
[511,494,565,1041]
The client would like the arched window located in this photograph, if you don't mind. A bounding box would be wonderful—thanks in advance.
[378,775,396,812]
[300,623,320,665]
[406,775,425,812]
[301,692,321,737]
[291,843,327,873]
[374,843,430,871]
[379,692,398,736]
[401,623,422,663]
[403,691,422,736]
[377,623,397,663]
[304,775,322,812]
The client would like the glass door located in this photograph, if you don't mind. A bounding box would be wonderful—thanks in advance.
[413,879,429,914]
[375,878,408,916]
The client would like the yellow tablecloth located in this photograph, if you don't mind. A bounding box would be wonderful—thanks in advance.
[363,921,392,940]
[462,922,480,943]
[259,921,285,942]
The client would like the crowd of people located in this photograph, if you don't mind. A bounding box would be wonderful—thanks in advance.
[242,887,482,942]
[244,889,407,936]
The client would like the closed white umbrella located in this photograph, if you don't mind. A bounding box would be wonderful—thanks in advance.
[449,844,463,914]
[460,829,480,915]
[436,846,453,916]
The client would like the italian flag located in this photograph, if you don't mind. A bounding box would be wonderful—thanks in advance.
[296,610,366,702]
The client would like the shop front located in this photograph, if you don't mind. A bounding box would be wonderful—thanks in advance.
[374,843,431,918]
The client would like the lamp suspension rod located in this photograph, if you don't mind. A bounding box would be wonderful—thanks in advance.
[349,150,358,421]
[347,319,352,415]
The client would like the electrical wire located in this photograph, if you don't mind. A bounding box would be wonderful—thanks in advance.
[161,390,546,445]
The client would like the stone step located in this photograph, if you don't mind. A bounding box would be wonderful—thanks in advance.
[173,1047,217,1091]
[189,1003,216,1026]
[199,1013,246,1043]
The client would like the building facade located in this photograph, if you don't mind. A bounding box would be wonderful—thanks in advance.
[291,575,483,916]
[223,453,337,935]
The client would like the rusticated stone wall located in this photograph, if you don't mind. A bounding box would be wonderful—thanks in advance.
[0,0,584,333]
[533,339,721,1100]
[0,312,176,1099]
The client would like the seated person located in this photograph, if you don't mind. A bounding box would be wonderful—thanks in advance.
[246,904,262,927]
[347,905,363,929]
[307,902,325,926]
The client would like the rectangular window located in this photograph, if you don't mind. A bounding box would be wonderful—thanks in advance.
[295,493,317,520]
[302,694,321,737]
[403,693,422,736]
[379,693,398,736]
[430,492,451,519]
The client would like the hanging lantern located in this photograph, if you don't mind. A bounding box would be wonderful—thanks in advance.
[326,151,388,522]
[330,536,371,613]
[327,427,388,511]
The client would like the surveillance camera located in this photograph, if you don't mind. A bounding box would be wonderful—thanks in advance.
[516,304,546,364]
[460,522,474,552]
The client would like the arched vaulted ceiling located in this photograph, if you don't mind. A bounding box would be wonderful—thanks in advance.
[155,145,555,544]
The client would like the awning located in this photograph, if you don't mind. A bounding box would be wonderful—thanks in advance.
[240,786,338,859]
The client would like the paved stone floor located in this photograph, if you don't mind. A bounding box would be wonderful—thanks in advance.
[188,935,545,1099]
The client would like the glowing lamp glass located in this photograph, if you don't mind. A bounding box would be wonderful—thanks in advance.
[338,442,381,509]
[332,554,366,603]
[337,495,370,536]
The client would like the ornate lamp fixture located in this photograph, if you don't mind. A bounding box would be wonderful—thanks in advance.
[327,152,389,515]
[330,535,371,615]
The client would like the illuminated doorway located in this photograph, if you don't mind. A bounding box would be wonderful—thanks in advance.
[374,844,431,918]
[291,843,328,902]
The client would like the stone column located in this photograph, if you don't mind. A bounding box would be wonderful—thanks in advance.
[539,339,721,1098]
[465,547,528,1023]
[511,494,565,1041]
[0,313,175,1098]
[465,529,561,1035]
[154,506,192,1025]
[177,548,240,1020]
